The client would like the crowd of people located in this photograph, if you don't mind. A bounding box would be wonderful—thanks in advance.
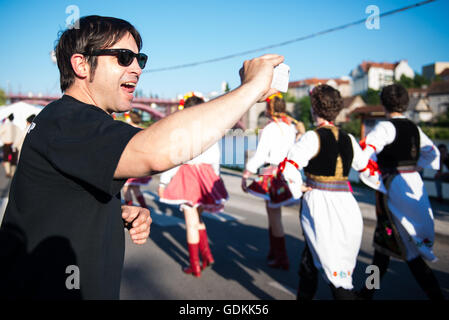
[0,15,445,300]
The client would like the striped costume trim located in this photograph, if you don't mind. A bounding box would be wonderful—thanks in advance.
[306,178,351,192]
[380,165,418,175]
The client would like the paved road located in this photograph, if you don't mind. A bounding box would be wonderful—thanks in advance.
[120,169,449,300]
[1,167,448,300]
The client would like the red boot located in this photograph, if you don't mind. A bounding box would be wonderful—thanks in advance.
[199,229,214,269]
[267,236,289,270]
[183,243,201,277]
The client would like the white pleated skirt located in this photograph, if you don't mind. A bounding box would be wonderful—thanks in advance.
[301,189,363,290]
[386,172,437,262]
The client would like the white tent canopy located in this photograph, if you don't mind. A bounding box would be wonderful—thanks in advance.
[0,101,44,131]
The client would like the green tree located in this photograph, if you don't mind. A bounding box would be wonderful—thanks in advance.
[413,73,430,88]
[397,74,414,89]
[294,96,312,130]
[284,90,298,103]
[224,82,230,93]
[433,74,443,83]
[341,115,361,138]
[0,88,6,105]
[362,88,381,105]
[395,73,430,89]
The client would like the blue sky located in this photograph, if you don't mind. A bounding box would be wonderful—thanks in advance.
[0,0,448,99]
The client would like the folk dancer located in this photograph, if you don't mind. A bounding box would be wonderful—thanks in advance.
[286,85,368,300]
[241,92,298,270]
[358,84,444,300]
[159,92,229,277]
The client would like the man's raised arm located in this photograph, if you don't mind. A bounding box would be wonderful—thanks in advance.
[114,54,284,178]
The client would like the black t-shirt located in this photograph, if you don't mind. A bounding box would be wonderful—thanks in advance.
[0,95,141,299]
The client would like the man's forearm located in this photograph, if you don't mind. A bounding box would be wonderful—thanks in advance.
[115,54,284,178]
[122,83,261,175]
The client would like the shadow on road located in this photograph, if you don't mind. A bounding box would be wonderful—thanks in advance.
[122,191,449,300]
[145,198,306,299]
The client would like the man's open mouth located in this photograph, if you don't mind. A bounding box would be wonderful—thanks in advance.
[121,82,136,94]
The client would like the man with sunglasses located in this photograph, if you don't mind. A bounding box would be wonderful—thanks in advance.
[0,15,284,299]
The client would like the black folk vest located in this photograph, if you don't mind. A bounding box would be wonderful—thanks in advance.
[304,126,353,181]
[377,118,420,170]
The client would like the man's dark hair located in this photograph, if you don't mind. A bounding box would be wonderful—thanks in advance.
[26,114,36,123]
[55,15,143,92]
[380,84,410,113]
[184,96,205,108]
[8,113,14,121]
[310,84,343,122]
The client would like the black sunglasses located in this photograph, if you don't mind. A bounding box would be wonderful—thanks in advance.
[83,49,148,69]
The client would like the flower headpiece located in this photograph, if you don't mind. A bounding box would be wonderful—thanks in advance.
[124,111,131,123]
[178,91,204,110]
[265,92,283,103]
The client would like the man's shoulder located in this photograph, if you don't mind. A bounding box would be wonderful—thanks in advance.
[44,95,90,111]
[40,95,111,122]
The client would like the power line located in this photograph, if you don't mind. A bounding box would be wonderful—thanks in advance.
[144,0,436,73]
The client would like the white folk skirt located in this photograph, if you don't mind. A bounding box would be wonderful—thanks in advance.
[300,188,363,290]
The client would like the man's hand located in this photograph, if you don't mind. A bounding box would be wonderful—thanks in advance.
[122,205,152,245]
[239,54,284,102]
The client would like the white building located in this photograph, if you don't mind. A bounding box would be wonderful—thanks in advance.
[350,60,415,95]
[405,88,433,123]
[427,81,449,117]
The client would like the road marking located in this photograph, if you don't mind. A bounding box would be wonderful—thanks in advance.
[227,245,245,259]
[141,191,247,223]
[267,281,296,297]
[202,211,246,222]
[162,231,188,256]
[357,255,374,265]
[149,208,185,227]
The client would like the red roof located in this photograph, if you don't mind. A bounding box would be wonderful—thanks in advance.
[342,96,358,109]
[289,77,350,88]
[428,80,449,95]
[350,105,385,117]
[333,79,351,85]
[439,68,449,77]
[359,61,397,72]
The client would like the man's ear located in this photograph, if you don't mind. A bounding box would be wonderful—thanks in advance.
[70,54,89,79]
